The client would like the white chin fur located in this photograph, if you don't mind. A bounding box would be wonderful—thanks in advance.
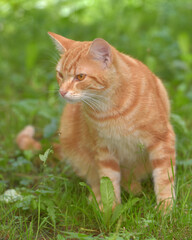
[60,94,81,103]
[64,97,80,103]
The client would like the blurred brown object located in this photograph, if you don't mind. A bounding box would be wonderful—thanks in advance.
[16,125,41,151]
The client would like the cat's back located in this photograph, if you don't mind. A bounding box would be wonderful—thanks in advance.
[115,49,170,118]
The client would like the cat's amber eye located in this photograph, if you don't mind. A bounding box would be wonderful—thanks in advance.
[58,72,63,79]
[76,73,86,81]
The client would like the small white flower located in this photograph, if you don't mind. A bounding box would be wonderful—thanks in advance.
[0,189,23,203]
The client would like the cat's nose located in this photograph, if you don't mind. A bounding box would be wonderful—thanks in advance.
[59,89,67,97]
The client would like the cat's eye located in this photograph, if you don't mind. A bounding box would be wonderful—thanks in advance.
[76,73,86,81]
[58,72,63,79]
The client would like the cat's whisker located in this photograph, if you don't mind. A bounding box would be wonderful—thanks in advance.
[84,93,122,113]
[84,97,103,111]
[44,53,60,67]
[84,96,108,110]
[82,95,103,111]
[88,101,102,111]
[49,61,58,66]
[89,99,103,110]
[86,101,99,111]
[46,50,60,61]
[87,95,105,107]
[82,98,96,112]
[84,92,107,101]
[83,92,107,103]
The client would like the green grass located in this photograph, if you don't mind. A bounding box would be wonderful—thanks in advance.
[0,160,192,239]
[0,0,192,239]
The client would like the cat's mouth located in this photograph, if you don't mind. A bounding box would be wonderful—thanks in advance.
[59,91,81,103]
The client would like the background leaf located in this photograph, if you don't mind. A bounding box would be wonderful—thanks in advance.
[39,148,53,164]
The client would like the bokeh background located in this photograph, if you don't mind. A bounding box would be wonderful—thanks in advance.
[0,0,192,238]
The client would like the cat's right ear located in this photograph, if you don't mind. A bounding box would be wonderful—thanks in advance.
[48,32,74,54]
[88,38,112,68]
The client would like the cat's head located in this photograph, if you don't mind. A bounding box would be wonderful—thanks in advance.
[48,32,116,105]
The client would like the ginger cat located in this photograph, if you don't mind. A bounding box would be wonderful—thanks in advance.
[48,32,176,210]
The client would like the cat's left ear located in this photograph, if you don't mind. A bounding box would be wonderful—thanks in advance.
[88,38,112,67]
[48,32,74,54]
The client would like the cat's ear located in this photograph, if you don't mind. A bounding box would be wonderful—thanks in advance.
[48,32,74,54]
[88,38,112,67]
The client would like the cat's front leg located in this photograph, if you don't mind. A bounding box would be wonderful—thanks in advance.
[97,147,121,207]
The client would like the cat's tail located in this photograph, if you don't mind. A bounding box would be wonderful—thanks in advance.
[16,125,42,151]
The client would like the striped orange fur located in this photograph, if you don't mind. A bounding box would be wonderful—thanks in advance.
[49,32,176,211]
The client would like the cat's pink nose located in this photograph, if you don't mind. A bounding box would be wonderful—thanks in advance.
[59,89,67,97]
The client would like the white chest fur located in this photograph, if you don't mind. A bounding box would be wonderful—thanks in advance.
[98,124,148,166]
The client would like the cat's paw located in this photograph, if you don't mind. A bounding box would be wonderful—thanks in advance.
[157,198,174,214]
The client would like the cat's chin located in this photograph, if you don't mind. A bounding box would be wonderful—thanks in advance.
[66,99,80,103]
[62,96,81,103]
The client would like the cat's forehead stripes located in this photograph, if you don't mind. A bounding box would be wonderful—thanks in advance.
[62,48,75,71]
[62,44,89,74]
[68,48,88,73]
